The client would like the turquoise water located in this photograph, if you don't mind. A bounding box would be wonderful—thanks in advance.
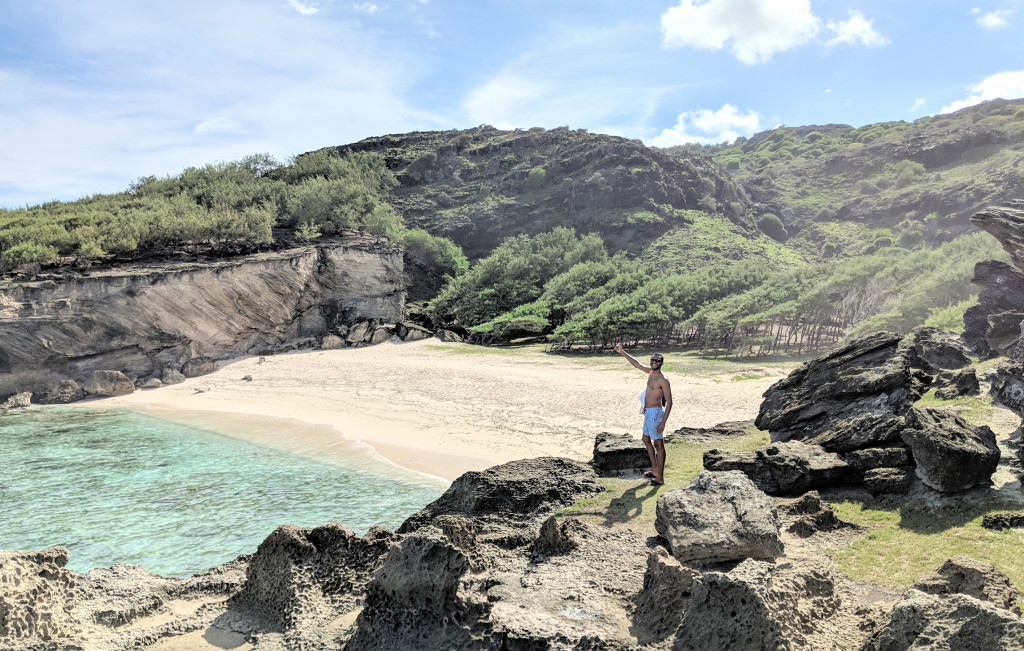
[0,407,445,577]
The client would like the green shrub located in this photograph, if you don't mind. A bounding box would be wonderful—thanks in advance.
[526,166,547,189]
[401,228,468,278]
[2,242,58,267]
[755,213,788,241]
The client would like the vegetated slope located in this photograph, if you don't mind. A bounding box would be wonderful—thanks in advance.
[321,125,798,272]
[681,98,1024,259]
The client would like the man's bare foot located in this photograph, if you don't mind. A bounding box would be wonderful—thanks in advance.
[648,478,664,486]
[643,470,655,478]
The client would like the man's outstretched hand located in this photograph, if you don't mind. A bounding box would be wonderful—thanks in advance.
[613,343,623,354]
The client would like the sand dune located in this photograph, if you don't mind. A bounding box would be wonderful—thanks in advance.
[94,339,790,480]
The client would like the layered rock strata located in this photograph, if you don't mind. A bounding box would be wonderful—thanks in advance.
[964,201,1024,358]
[0,240,405,391]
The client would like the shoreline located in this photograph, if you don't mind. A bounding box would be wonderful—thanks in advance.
[88,340,789,481]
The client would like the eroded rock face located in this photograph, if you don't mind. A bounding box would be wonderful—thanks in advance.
[964,203,1024,357]
[633,547,699,645]
[530,516,588,558]
[0,547,76,641]
[232,523,396,639]
[673,560,786,651]
[82,370,135,397]
[1,391,32,409]
[863,467,915,495]
[861,589,1024,651]
[912,555,1023,615]
[778,492,853,538]
[399,457,603,534]
[900,408,999,492]
[655,470,784,565]
[0,241,405,389]
[703,440,850,496]
[756,332,931,453]
[989,361,1024,417]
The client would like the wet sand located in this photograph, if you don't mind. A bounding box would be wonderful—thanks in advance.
[95,339,790,481]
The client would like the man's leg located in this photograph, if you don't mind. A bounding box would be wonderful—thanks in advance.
[652,439,666,484]
[642,434,657,476]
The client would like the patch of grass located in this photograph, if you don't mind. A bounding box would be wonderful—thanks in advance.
[732,372,771,381]
[913,388,993,426]
[557,431,770,533]
[829,499,1024,594]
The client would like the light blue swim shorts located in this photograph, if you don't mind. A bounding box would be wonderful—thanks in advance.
[643,407,665,440]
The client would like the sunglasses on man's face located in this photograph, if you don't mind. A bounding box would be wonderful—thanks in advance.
[650,358,663,363]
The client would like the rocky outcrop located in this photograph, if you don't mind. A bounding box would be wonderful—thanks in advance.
[756,332,931,453]
[703,440,850,496]
[655,470,784,565]
[863,467,915,495]
[911,555,1022,615]
[906,327,972,370]
[0,547,76,641]
[231,523,396,643]
[0,240,405,394]
[37,379,85,404]
[399,457,603,537]
[633,547,700,645]
[778,492,854,538]
[990,361,1024,417]
[964,202,1024,358]
[1,390,32,410]
[900,408,999,492]
[934,367,980,399]
[673,419,755,442]
[861,589,1024,651]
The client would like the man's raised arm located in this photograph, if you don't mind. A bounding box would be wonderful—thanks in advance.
[613,343,650,373]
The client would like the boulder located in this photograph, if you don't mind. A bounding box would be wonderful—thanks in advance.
[2,391,32,409]
[592,431,650,472]
[320,333,346,349]
[160,368,186,385]
[779,492,853,538]
[141,378,163,389]
[863,467,915,495]
[37,379,86,405]
[934,368,980,399]
[900,408,999,492]
[345,320,374,343]
[232,523,397,635]
[655,470,784,565]
[703,440,850,496]
[82,370,135,396]
[860,589,1024,651]
[0,547,77,641]
[756,332,931,453]
[181,358,218,378]
[989,362,1024,417]
[673,560,787,651]
[399,457,603,533]
[396,321,433,342]
[369,326,392,345]
[912,555,1022,615]
[632,547,699,645]
[986,311,1024,358]
[906,327,972,370]
[436,329,464,343]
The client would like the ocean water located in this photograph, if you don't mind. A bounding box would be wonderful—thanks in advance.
[0,407,446,577]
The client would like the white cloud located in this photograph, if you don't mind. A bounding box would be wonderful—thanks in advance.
[973,8,1014,29]
[660,0,821,65]
[648,104,762,147]
[824,10,888,48]
[194,117,245,135]
[286,0,319,16]
[941,70,1024,113]
[824,88,832,94]
[909,97,926,112]
[463,76,551,129]
[353,3,380,14]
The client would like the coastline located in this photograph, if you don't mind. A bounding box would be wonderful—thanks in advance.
[88,339,788,481]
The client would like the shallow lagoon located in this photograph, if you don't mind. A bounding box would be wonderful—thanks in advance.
[0,407,445,576]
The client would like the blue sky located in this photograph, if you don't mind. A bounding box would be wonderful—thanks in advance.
[2,0,1023,208]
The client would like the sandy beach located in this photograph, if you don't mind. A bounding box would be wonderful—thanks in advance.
[93,340,791,481]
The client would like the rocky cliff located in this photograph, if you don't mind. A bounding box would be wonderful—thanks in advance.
[0,238,405,391]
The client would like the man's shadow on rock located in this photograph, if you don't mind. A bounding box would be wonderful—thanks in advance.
[601,481,662,527]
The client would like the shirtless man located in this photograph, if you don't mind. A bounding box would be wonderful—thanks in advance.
[614,344,672,486]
